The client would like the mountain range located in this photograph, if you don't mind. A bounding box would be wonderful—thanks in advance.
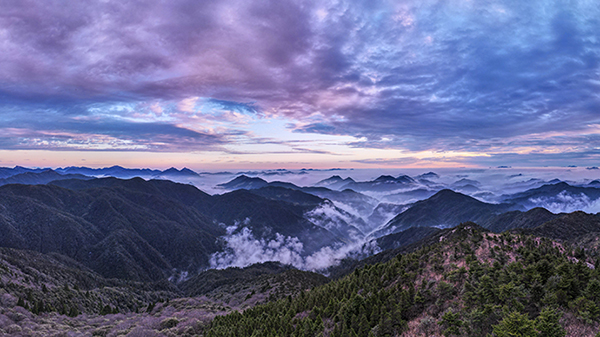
[0,175,376,281]
[372,189,523,237]
[3,167,600,335]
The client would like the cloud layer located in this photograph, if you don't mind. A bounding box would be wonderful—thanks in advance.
[1,0,599,165]
[209,225,376,271]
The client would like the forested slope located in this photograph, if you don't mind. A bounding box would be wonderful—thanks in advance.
[205,224,600,336]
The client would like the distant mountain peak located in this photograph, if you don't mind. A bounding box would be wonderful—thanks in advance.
[430,188,469,199]
[452,178,481,187]
[374,175,397,182]
[395,175,416,183]
[217,175,269,190]
[417,172,439,179]
[314,175,356,189]
[373,188,520,237]
[180,167,197,174]
[159,167,199,177]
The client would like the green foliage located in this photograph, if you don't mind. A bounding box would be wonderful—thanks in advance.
[535,307,566,337]
[203,225,599,336]
[492,311,537,337]
[100,304,113,315]
[439,309,462,336]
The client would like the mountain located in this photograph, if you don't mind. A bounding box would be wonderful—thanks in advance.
[3,223,595,336]
[217,175,269,190]
[373,189,522,237]
[454,184,480,194]
[180,262,328,308]
[381,187,438,204]
[56,165,162,178]
[0,176,374,279]
[0,247,328,335]
[341,174,418,193]
[367,202,411,231]
[526,211,600,241]
[301,187,379,219]
[217,175,304,191]
[216,178,371,238]
[0,166,51,179]
[0,178,224,281]
[154,167,200,178]
[416,171,439,179]
[249,186,324,207]
[267,181,303,190]
[203,188,354,251]
[451,178,481,187]
[374,226,441,252]
[0,169,92,186]
[503,182,600,209]
[206,224,596,336]
[483,207,560,233]
[588,180,600,187]
[314,175,356,190]
[246,186,370,237]
[56,166,202,180]
[0,246,181,316]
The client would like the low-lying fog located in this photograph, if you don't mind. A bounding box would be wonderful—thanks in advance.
[117,166,600,272]
[157,167,600,270]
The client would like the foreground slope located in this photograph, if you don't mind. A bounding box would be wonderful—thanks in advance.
[206,224,600,336]
[0,248,328,336]
[0,247,181,316]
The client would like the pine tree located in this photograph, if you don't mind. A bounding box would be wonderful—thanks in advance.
[492,311,537,337]
[535,307,566,337]
[68,306,79,317]
[101,304,112,315]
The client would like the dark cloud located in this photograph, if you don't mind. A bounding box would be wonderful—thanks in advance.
[0,0,599,164]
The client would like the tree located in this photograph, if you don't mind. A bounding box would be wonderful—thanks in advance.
[16,297,25,307]
[535,307,565,337]
[439,309,462,336]
[492,311,537,337]
[100,304,112,315]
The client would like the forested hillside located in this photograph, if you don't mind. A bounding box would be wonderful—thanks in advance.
[205,224,600,336]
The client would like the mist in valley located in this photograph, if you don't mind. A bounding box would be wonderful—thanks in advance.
[166,166,600,272]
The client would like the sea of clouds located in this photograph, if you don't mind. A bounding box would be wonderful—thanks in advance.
[209,224,379,272]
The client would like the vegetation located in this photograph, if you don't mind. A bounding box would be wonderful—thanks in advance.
[204,224,600,336]
[2,221,600,335]
[4,175,600,335]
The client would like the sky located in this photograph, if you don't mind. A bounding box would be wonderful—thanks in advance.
[1,0,599,169]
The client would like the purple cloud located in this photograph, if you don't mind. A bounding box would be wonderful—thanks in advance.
[0,0,599,166]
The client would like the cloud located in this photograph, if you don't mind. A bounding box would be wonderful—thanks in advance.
[210,223,375,271]
[0,0,599,163]
[210,227,306,269]
[528,190,600,214]
[304,201,364,238]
